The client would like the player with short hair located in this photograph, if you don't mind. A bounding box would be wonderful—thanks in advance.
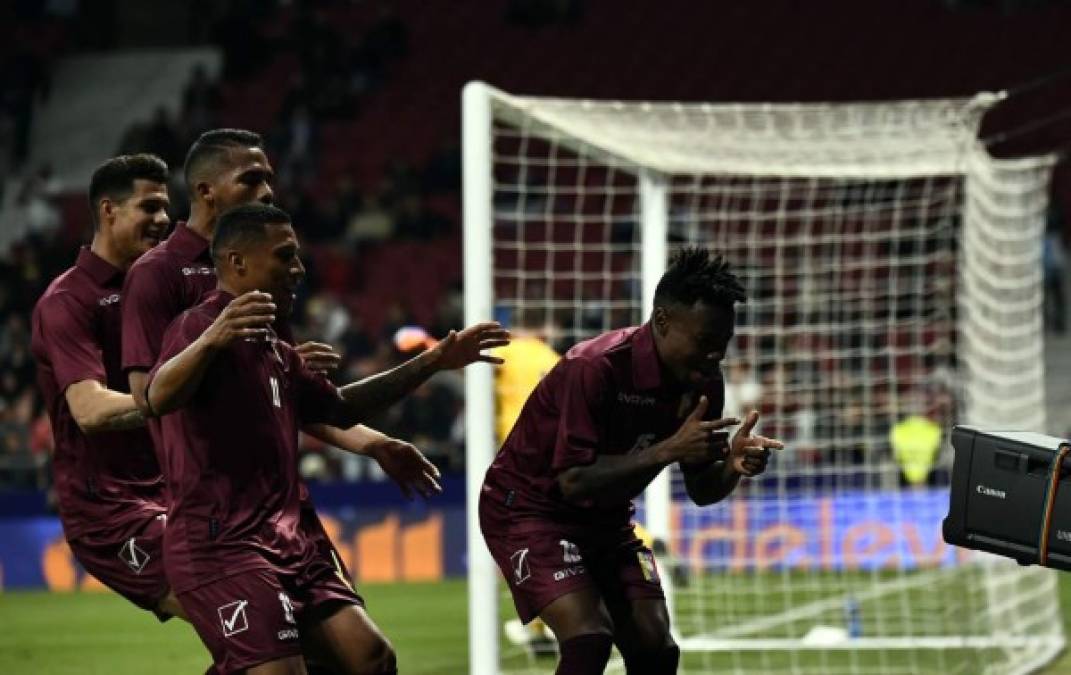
[30,153,184,619]
[128,129,437,497]
[146,203,509,674]
[480,247,783,675]
[121,128,439,594]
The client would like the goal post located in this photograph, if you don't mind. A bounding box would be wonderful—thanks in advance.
[463,81,1063,675]
[463,81,499,675]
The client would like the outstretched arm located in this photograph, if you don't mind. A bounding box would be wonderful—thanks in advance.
[324,322,509,428]
[303,423,442,499]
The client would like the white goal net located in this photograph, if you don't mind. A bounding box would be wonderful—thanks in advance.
[463,82,1063,675]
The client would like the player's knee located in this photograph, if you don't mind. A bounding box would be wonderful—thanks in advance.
[556,632,613,675]
[358,635,397,675]
[622,638,680,675]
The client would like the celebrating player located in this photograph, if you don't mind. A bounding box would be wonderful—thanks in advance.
[146,203,508,674]
[122,128,438,500]
[479,247,783,675]
[121,128,439,618]
[30,155,182,619]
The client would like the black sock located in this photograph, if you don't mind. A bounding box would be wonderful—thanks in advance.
[556,633,613,675]
[623,643,680,675]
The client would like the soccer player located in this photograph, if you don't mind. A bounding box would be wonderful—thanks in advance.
[29,154,182,618]
[122,130,439,631]
[146,203,508,674]
[122,128,438,501]
[479,247,784,675]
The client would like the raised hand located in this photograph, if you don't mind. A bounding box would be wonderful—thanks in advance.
[728,410,783,477]
[203,291,275,349]
[369,437,443,500]
[662,395,739,465]
[429,322,511,370]
[295,341,342,374]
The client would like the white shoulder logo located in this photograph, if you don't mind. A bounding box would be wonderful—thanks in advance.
[269,376,282,408]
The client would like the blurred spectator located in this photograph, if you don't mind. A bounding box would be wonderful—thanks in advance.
[181,63,222,133]
[423,140,462,194]
[288,187,343,243]
[891,414,943,487]
[396,378,459,468]
[1,46,51,166]
[142,106,184,168]
[346,190,396,244]
[339,315,376,363]
[11,166,61,239]
[275,102,318,189]
[394,194,451,240]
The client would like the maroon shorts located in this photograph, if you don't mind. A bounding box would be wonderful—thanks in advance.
[479,488,664,623]
[178,560,363,674]
[300,500,355,582]
[68,512,171,620]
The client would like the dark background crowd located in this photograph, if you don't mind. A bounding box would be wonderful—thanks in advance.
[2,0,1070,493]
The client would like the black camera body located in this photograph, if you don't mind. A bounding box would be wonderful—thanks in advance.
[944,425,1071,570]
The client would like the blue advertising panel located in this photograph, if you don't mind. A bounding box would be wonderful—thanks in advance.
[0,487,964,590]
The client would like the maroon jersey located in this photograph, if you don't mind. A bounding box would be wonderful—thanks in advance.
[484,323,725,530]
[30,248,163,540]
[121,220,294,460]
[121,222,216,374]
[150,290,343,593]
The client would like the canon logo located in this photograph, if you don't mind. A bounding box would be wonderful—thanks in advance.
[976,484,1007,500]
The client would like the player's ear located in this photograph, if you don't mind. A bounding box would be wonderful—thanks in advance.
[653,305,670,336]
[195,179,213,207]
[96,198,113,230]
[227,250,245,275]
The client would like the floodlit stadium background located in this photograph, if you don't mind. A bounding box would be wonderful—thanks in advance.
[2,2,1071,674]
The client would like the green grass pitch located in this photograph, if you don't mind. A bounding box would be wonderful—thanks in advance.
[3,576,1071,674]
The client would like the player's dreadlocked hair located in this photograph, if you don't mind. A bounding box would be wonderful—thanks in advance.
[183,128,263,191]
[211,203,291,265]
[88,154,168,229]
[654,246,746,310]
